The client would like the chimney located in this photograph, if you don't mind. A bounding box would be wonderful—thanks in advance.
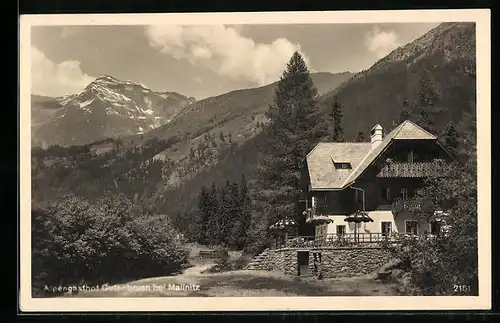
[370,124,383,149]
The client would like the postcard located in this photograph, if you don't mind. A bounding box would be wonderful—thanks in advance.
[19,9,491,312]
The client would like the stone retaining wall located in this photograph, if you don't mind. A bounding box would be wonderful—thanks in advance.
[308,247,393,278]
[250,247,393,278]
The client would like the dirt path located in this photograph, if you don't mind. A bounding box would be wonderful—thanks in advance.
[67,259,216,297]
[182,262,215,276]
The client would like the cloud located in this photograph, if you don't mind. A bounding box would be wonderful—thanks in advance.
[31,46,95,97]
[145,25,311,86]
[364,27,401,59]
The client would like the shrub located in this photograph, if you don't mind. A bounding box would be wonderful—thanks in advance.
[31,194,189,297]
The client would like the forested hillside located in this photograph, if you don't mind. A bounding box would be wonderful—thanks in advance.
[319,22,476,138]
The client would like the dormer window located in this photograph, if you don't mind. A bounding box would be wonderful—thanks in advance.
[334,162,351,169]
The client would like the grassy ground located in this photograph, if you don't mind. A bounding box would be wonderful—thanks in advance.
[63,259,401,297]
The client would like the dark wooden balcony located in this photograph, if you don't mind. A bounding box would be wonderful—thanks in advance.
[377,161,445,178]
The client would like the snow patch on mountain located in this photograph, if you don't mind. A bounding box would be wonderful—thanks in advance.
[144,96,152,108]
[89,83,133,103]
[32,74,197,146]
[79,98,94,108]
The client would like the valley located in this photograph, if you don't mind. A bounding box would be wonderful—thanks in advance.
[31,23,476,220]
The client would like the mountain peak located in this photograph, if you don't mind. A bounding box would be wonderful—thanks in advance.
[95,74,120,82]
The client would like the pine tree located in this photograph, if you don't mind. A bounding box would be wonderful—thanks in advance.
[416,69,440,134]
[255,51,325,240]
[204,182,221,245]
[197,185,210,244]
[441,121,459,156]
[329,95,344,142]
[223,180,241,247]
[216,179,234,246]
[456,107,477,163]
[189,147,196,161]
[398,97,412,123]
[355,131,367,142]
[197,142,205,160]
[229,175,252,249]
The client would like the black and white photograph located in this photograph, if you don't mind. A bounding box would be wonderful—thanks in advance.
[19,9,491,311]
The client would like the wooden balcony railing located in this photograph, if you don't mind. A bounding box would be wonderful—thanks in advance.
[272,232,441,249]
[377,161,445,178]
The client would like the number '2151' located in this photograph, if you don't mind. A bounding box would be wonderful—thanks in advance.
[453,285,471,293]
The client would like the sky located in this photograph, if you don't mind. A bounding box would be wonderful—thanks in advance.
[31,23,440,100]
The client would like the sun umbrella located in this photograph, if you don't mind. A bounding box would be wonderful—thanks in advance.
[269,218,297,247]
[344,210,374,242]
[269,218,297,230]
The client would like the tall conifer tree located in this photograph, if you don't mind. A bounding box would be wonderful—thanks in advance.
[399,97,412,124]
[416,69,440,133]
[330,95,344,142]
[256,51,325,234]
[441,121,460,156]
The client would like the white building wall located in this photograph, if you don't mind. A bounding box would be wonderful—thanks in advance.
[324,211,432,235]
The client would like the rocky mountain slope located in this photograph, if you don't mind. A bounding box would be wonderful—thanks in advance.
[31,75,196,147]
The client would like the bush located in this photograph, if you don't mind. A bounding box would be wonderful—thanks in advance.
[385,152,478,296]
[32,194,189,297]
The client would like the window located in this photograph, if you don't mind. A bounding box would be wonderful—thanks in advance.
[315,224,328,239]
[405,220,418,235]
[317,195,328,208]
[381,221,392,236]
[400,188,409,199]
[381,187,391,201]
[334,162,351,169]
[336,225,346,236]
[407,150,414,163]
[430,220,442,235]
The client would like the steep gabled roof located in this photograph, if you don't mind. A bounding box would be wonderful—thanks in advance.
[306,142,372,190]
[305,120,440,191]
[392,120,437,140]
[342,120,437,186]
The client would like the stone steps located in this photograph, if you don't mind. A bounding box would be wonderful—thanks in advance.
[246,248,271,270]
